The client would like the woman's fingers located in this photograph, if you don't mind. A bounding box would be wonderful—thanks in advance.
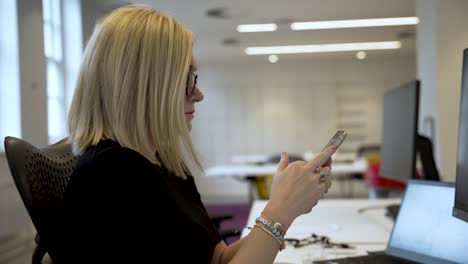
[268,149,335,220]
[276,152,289,173]
[307,145,336,171]
[318,166,332,191]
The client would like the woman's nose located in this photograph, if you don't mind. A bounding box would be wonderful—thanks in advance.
[192,87,204,102]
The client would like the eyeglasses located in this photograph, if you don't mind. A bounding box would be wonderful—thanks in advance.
[285,233,354,249]
[186,72,198,97]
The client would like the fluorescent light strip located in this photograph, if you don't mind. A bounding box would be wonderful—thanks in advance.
[237,23,277,32]
[245,41,401,55]
[291,17,419,30]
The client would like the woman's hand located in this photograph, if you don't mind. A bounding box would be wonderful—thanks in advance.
[263,145,336,231]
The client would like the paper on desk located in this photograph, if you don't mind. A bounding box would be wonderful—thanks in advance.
[285,223,391,244]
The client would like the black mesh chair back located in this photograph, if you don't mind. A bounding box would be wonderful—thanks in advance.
[3,136,77,263]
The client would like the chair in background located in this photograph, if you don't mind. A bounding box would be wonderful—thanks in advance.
[351,144,382,180]
[3,137,76,264]
[356,144,381,158]
[357,144,406,198]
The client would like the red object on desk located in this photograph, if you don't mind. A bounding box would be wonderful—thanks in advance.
[364,162,406,189]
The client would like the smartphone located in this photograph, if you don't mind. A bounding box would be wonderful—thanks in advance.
[319,130,347,178]
[322,130,347,151]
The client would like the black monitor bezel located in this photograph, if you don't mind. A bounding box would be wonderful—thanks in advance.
[453,48,468,222]
[379,80,420,182]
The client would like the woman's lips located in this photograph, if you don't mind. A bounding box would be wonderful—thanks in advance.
[185,111,195,119]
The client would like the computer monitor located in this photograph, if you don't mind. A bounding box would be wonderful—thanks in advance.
[379,80,420,182]
[386,180,468,264]
[453,48,468,223]
[379,80,439,182]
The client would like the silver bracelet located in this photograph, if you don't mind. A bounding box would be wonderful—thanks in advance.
[256,216,285,236]
[253,224,286,251]
[255,216,286,250]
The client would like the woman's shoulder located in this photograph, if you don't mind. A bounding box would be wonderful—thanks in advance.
[72,139,168,181]
[78,139,150,167]
[67,139,172,199]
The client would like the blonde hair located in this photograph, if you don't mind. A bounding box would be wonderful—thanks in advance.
[68,5,201,179]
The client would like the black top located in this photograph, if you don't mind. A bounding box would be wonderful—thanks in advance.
[55,140,221,263]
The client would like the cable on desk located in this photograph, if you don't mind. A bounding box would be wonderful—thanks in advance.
[357,203,400,221]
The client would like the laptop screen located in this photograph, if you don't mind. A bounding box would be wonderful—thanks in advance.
[386,180,468,264]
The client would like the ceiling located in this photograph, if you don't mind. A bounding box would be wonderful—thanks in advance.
[99,0,417,63]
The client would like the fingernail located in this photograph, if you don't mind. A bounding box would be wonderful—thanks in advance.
[280,152,285,160]
[331,144,337,151]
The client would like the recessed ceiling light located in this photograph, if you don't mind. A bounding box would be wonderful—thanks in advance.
[237,23,277,33]
[268,55,279,63]
[245,41,401,55]
[356,51,367,59]
[291,17,419,31]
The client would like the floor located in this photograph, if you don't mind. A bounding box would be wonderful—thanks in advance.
[0,231,36,264]
[0,184,37,264]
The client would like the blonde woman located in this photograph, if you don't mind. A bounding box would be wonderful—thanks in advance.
[59,5,334,264]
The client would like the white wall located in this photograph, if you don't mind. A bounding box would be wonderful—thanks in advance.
[0,0,48,240]
[416,0,439,145]
[17,0,48,148]
[0,0,48,188]
[0,0,21,152]
[416,0,468,181]
[192,55,416,203]
[437,1,468,182]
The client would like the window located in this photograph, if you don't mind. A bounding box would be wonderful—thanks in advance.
[0,0,21,151]
[43,0,82,143]
[43,0,65,143]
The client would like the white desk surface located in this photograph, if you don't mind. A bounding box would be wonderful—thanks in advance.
[205,160,367,178]
[231,152,358,165]
[241,198,400,264]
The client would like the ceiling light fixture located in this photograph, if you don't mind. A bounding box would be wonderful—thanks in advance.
[291,17,419,31]
[237,23,277,32]
[356,51,367,60]
[245,41,401,55]
[268,55,279,63]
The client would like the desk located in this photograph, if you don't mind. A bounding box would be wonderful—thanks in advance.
[204,160,368,202]
[241,198,400,264]
[205,160,367,177]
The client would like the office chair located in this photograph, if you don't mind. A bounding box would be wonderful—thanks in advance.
[4,136,239,261]
[349,144,383,180]
[357,144,406,198]
[3,136,76,264]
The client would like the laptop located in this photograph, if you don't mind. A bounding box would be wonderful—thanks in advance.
[314,180,468,264]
